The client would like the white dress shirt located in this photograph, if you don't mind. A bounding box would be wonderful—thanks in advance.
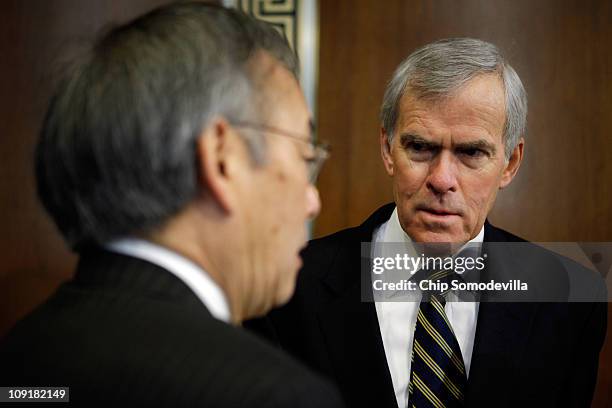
[372,207,483,408]
[106,238,231,323]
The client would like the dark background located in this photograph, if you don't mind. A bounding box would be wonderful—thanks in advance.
[1,0,610,405]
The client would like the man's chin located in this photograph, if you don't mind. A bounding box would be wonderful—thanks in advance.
[406,227,469,245]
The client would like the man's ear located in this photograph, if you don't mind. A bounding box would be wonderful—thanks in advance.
[499,137,525,189]
[195,118,244,214]
[380,127,394,176]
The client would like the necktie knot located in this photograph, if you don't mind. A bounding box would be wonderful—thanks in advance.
[412,267,457,303]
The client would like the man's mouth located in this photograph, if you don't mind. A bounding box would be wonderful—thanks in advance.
[417,206,461,217]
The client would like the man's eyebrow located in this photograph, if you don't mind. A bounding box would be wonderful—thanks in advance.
[454,139,497,153]
[399,133,497,154]
[399,133,441,148]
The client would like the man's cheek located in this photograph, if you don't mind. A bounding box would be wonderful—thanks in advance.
[395,174,419,196]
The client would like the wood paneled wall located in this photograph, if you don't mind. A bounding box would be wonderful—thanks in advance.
[314,1,611,406]
[0,0,610,406]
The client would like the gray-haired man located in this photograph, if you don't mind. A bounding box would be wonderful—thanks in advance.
[0,3,342,407]
[249,38,606,408]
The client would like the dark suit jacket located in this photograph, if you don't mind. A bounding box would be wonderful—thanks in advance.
[0,249,344,407]
[247,203,607,408]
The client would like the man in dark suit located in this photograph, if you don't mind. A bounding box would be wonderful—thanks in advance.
[0,3,342,407]
[248,38,607,407]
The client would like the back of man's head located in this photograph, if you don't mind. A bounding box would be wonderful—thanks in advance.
[35,2,298,250]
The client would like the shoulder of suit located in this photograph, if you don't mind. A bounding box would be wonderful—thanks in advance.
[484,221,528,242]
[203,323,344,407]
[485,221,606,300]
[0,304,343,406]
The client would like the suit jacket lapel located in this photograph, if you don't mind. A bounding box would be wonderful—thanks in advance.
[317,204,398,408]
[467,302,538,406]
[318,282,398,408]
[465,222,539,406]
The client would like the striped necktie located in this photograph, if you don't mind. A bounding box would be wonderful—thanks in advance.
[408,270,467,408]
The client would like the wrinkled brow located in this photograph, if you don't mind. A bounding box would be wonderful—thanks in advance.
[399,133,440,149]
[400,133,497,154]
[454,140,497,154]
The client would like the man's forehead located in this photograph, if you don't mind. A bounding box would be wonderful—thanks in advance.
[402,73,503,106]
[397,75,506,139]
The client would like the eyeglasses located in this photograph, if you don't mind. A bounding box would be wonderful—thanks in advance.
[231,121,330,183]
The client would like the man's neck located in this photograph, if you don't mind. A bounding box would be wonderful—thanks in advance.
[145,202,246,324]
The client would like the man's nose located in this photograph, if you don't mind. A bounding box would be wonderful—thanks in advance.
[305,185,321,220]
[426,151,458,195]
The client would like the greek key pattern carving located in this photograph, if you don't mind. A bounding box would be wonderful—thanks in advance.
[237,0,298,51]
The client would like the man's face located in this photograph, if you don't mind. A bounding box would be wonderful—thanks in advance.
[381,74,523,244]
[238,57,320,315]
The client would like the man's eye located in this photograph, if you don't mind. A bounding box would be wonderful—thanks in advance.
[403,141,431,153]
[410,142,426,152]
[403,141,435,161]
[461,148,486,158]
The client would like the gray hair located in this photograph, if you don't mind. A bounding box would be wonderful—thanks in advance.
[35,3,298,250]
[380,38,527,160]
